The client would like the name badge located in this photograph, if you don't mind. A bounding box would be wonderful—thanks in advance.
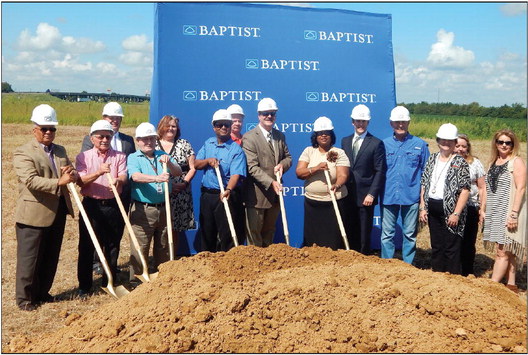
[156,183,163,194]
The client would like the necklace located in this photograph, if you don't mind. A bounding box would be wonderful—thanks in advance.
[431,153,454,194]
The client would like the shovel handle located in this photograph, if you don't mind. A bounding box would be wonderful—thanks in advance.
[275,171,290,246]
[67,183,116,286]
[105,173,150,277]
[162,163,175,260]
[324,170,350,250]
[214,165,239,247]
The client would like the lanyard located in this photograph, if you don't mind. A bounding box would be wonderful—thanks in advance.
[145,155,159,174]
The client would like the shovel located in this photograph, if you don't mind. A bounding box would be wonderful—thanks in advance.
[162,163,175,260]
[67,183,130,298]
[275,171,290,246]
[323,170,350,251]
[106,173,157,283]
[214,165,239,247]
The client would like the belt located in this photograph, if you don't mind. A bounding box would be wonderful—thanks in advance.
[134,200,165,208]
[84,196,117,206]
[201,187,221,194]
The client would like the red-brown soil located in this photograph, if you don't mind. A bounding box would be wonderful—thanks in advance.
[7,244,526,353]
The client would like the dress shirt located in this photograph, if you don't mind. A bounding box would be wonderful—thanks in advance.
[196,137,247,189]
[111,132,123,152]
[352,131,367,153]
[382,133,429,205]
[76,148,127,199]
[127,150,175,204]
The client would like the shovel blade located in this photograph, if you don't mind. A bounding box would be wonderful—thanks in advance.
[135,271,159,283]
[102,284,130,299]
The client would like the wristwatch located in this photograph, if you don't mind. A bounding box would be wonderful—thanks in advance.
[453,212,460,217]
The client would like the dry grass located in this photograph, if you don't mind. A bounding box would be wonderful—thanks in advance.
[1,124,526,350]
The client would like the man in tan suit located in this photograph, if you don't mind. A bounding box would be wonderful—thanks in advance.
[242,98,292,247]
[13,104,77,311]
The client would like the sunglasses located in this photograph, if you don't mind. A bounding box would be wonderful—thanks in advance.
[316,130,332,136]
[214,122,232,128]
[259,111,276,117]
[496,139,513,146]
[94,134,113,140]
[39,127,57,133]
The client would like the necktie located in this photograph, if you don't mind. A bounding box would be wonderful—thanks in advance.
[267,132,274,152]
[44,145,58,176]
[352,136,360,160]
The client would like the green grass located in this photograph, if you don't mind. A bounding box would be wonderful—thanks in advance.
[1,93,149,126]
[411,114,526,141]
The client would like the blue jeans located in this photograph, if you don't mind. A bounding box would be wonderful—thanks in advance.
[381,203,419,264]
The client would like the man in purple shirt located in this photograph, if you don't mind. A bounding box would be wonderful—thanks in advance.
[75,120,128,297]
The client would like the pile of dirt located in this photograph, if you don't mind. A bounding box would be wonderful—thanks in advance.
[7,244,527,353]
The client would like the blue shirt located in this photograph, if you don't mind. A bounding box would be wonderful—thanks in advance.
[382,133,429,205]
[127,150,175,204]
[196,137,247,189]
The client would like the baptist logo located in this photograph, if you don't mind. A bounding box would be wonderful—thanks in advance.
[306,92,320,102]
[305,30,374,44]
[183,91,197,101]
[306,91,376,103]
[247,59,320,71]
[304,30,318,40]
[183,25,261,37]
[245,59,259,69]
[245,122,313,134]
[182,25,197,35]
[282,186,305,197]
[183,90,262,101]
[246,123,258,131]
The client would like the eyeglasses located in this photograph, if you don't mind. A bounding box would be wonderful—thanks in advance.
[496,139,513,146]
[39,127,57,133]
[316,130,332,136]
[214,122,232,128]
[259,111,276,117]
[94,134,113,140]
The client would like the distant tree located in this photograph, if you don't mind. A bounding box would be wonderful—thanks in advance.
[81,90,88,94]
[2,82,14,93]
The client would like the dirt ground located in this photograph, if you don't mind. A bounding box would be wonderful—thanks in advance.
[2,124,527,353]
[5,244,527,353]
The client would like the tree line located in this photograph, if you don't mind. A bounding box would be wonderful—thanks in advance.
[400,101,526,120]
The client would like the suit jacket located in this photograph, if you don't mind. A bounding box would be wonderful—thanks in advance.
[341,132,386,206]
[80,132,136,155]
[242,126,292,209]
[13,139,75,227]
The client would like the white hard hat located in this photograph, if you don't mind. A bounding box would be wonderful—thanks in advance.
[227,104,245,117]
[257,98,278,112]
[313,116,334,132]
[350,104,371,121]
[389,106,411,121]
[436,123,458,140]
[102,102,124,117]
[135,122,157,138]
[30,104,58,125]
[90,120,114,135]
[212,109,232,123]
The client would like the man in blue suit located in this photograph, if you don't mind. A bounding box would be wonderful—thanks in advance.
[341,104,386,255]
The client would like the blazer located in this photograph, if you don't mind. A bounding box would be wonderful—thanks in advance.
[13,139,75,227]
[341,132,386,206]
[80,132,136,156]
[242,126,292,209]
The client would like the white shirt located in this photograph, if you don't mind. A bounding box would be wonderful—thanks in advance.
[352,131,367,152]
[111,132,123,152]
[258,124,273,146]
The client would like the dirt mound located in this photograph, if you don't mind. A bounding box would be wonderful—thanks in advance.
[7,244,527,353]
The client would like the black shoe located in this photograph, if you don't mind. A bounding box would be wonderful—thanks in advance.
[18,303,38,311]
[77,289,90,300]
[38,293,57,304]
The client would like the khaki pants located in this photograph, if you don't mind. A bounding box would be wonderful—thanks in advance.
[245,203,280,247]
[129,201,169,280]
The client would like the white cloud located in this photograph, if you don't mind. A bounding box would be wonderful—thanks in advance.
[18,23,61,50]
[62,36,105,54]
[119,51,152,66]
[500,3,527,16]
[121,34,152,52]
[427,29,475,68]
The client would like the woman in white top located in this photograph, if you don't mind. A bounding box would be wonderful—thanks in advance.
[296,117,351,250]
[455,134,486,276]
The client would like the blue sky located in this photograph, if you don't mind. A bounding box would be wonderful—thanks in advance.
[2,2,526,107]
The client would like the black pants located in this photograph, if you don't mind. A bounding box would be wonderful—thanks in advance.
[461,205,479,276]
[15,196,68,307]
[197,187,245,252]
[428,198,462,274]
[346,194,374,255]
[78,197,124,290]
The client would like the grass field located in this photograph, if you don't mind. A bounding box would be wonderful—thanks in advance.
[1,122,526,350]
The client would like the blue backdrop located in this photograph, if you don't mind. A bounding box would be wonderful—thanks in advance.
[150,3,398,254]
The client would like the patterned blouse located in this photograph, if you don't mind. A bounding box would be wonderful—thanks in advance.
[421,152,471,236]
